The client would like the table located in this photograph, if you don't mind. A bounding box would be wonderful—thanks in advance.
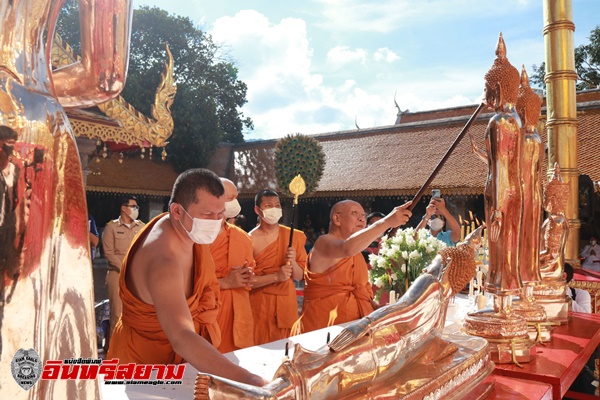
[465,374,553,400]
[493,312,600,399]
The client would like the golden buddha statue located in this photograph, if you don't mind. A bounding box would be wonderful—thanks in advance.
[534,163,570,323]
[465,34,534,365]
[0,0,132,397]
[469,33,523,296]
[512,66,547,333]
[196,228,494,400]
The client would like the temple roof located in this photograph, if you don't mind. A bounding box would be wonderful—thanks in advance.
[217,89,600,198]
[86,157,178,197]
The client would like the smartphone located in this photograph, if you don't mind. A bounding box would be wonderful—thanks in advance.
[432,189,441,198]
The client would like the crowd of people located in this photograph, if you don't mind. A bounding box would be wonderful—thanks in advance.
[86,168,595,389]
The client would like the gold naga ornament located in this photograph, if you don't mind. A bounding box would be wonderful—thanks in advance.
[51,35,177,151]
[1,0,134,398]
[195,228,494,400]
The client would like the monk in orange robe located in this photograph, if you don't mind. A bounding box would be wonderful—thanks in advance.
[249,190,307,345]
[301,200,412,333]
[209,178,256,353]
[108,169,264,387]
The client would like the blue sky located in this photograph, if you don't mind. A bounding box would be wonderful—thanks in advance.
[137,0,600,140]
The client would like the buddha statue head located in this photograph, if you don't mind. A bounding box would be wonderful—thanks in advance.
[516,65,542,128]
[544,163,569,214]
[484,33,520,110]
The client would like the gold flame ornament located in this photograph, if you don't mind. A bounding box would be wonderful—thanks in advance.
[289,174,306,205]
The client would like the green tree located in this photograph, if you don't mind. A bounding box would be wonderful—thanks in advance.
[531,25,600,90]
[56,3,253,172]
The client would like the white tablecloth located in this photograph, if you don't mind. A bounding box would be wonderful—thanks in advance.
[100,293,489,399]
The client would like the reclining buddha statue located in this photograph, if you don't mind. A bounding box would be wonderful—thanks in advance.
[195,227,494,399]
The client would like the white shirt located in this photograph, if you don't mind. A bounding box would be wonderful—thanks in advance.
[581,243,600,272]
[568,286,592,313]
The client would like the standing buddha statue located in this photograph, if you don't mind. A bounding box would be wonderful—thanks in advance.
[464,33,533,365]
[512,66,547,335]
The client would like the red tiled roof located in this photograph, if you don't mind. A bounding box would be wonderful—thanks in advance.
[227,89,600,198]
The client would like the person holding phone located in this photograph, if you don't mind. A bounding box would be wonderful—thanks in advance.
[416,190,461,247]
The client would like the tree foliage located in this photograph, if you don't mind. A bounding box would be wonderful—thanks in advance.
[531,25,600,90]
[56,3,253,172]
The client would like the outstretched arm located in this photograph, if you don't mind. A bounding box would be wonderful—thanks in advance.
[147,255,265,386]
[52,0,133,108]
[311,203,412,273]
[468,131,487,164]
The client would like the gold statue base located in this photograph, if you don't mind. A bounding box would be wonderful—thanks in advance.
[464,296,535,365]
[526,321,559,343]
[534,282,570,324]
[486,335,536,365]
[513,284,552,342]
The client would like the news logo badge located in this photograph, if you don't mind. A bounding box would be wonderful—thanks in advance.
[11,348,42,390]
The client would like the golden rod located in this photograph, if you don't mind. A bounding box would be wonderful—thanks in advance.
[542,0,580,265]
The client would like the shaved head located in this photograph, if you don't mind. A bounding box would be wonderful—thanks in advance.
[329,200,366,236]
[330,200,359,219]
[220,178,238,201]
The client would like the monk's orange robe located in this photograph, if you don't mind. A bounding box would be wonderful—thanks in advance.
[250,225,307,345]
[209,223,255,353]
[108,213,221,363]
[300,253,374,333]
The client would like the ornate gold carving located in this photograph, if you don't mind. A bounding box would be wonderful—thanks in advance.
[98,45,176,147]
[52,34,176,147]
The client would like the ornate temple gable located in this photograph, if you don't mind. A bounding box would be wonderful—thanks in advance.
[51,33,176,148]
[225,90,600,198]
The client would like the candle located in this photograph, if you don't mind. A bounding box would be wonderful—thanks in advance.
[461,225,465,241]
[389,290,396,304]
[476,270,483,291]
[477,293,487,310]
[471,221,475,233]
[469,279,474,297]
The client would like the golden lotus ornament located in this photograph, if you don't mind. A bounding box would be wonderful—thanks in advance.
[289,174,306,205]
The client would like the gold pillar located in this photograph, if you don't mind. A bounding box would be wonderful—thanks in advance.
[543,0,580,265]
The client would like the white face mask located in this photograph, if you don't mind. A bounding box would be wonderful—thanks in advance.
[129,208,139,220]
[179,206,222,244]
[261,207,282,225]
[429,218,445,232]
[224,199,242,219]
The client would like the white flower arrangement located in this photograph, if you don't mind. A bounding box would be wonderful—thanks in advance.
[369,227,447,299]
